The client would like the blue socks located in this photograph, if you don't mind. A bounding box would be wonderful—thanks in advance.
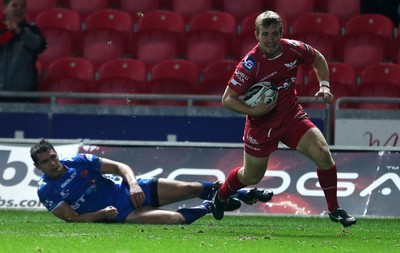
[176,201,211,224]
[199,181,214,200]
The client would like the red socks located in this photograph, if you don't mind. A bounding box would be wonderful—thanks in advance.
[317,165,339,212]
[218,167,246,200]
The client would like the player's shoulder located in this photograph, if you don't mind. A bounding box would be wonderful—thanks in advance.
[281,38,315,54]
[61,153,101,165]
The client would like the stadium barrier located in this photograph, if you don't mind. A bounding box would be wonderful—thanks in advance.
[0,91,329,143]
[0,138,399,217]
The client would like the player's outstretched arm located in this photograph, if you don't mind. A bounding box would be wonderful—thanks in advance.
[52,203,118,222]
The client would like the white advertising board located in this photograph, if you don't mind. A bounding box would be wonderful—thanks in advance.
[335,119,400,147]
[0,144,80,210]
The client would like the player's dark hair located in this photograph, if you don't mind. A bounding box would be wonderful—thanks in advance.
[255,10,283,35]
[30,139,56,163]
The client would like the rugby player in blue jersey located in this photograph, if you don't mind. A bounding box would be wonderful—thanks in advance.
[31,139,273,224]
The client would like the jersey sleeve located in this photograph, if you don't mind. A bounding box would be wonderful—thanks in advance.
[37,178,64,212]
[289,39,316,65]
[61,154,103,173]
[228,54,258,95]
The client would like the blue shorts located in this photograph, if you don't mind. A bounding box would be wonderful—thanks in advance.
[114,178,159,223]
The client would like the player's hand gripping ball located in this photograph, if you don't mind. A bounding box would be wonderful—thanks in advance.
[243,81,278,107]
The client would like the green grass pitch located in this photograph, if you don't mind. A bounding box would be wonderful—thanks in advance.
[0,210,399,253]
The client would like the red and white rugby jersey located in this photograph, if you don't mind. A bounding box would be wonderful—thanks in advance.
[228,38,316,126]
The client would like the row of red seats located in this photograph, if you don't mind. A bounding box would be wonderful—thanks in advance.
[38,57,400,109]
[35,8,399,74]
[25,0,360,25]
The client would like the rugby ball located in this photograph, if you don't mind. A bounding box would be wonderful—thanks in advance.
[243,82,278,107]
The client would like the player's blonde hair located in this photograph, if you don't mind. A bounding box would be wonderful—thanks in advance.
[255,11,283,35]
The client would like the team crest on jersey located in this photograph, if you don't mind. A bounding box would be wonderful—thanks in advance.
[284,60,297,70]
[242,55,256,70]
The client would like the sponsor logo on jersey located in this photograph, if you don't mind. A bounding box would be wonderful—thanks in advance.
[230,78,241,86]
[246,135,259,145]
[234,69,249,83]
[242,55,256,70]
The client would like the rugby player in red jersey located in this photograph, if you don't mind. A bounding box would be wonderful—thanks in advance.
[211,10,356,227]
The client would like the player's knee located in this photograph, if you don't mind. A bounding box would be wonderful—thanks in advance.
[169,212,186,224]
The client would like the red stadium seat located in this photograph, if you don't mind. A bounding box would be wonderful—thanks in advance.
[85,9,133,37]
[39,28,75,68]
[120,0,159,19]
[271,0,316,24]
[338,33,386,74]
[34,8,82,32]
[189,11,236,40]
[172,0,213,23]
[44,57,95,104]
[196,60,239,106]
[96,59,147,105]
[356,63,400,109]
[34,8,82,54]
[82,29,125,69]
[325,0,360,25]
[344,14,395,59]
[222,0,262,23]
[292,13,341,61]
[136,10,185,34]
[133,10,185,65]
[354,82,400,110]
[185,30,227,71]
[26,0,57,19]
[69,0,108,20]
[147,59,198,106]
[359,63,400,88]
[187,11,236,69]
[392,34,400,63]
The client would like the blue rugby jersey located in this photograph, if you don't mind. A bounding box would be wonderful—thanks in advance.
[37,154,140,222]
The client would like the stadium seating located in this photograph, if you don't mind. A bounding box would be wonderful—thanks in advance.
[271,0,316,24]
[34,8,82,55]
[324,0,360,26]
[222,0,262,23]
[38,28,75,69]
[292,13,341,61]
[81,29,124,69]
[354,82,400,110]
[392,34,400,63]
[171,0,213,23]
[120,0,159,19]
[26,0,57,19]
[186,11,236,69]
[44,57,95,104]
[96,59,147,105]
[344,14,395,59]
[134,10,185,67]
[69,0,108,20]
[359,63,400,88]
[81,9,132,68]
[147,59,198,106]
[338,33,385,74]
[85,9,133,37]
[196,60,238,106]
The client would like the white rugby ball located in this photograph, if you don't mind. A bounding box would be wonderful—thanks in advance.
[243,82,278,107]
